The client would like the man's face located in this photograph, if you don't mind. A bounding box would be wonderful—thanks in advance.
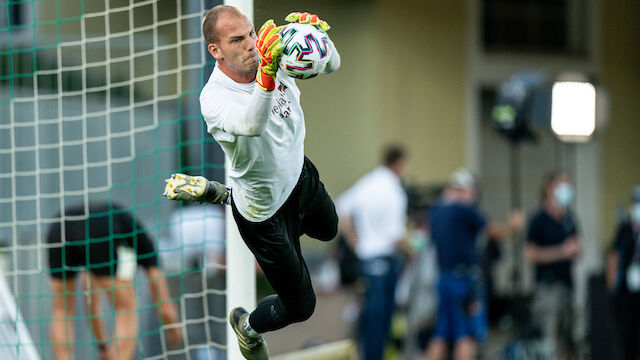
[391,158,407,176]
[549,174,573,208]
[209,13,258,75]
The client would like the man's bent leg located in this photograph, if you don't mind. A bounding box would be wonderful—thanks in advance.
[453,337,476,360]
[359,272,388,360]
[299,158,338,241]
[93,276,138,360]
[50,278,76,360]
[425,338,447,360]
[358,258,398,360]
[231,200,316,333]
[249,289,316,333]
[301,196,338,241]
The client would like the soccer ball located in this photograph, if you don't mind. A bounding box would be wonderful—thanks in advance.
[278,23,332,80]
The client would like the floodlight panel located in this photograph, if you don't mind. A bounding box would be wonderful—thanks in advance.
[551,81,596,139]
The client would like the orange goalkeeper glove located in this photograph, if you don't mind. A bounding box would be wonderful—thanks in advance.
[256,19,283,91]
[285,12,330,32]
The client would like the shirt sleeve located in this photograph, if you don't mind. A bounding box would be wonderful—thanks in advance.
[201,86,273,137]
[322,38,341,74]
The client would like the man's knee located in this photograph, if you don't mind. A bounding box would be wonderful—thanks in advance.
[306,213,338,241]
[319,217,338,241]
[326,214,338,239]
[286,292,316,323]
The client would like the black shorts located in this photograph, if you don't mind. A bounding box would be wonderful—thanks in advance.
[232,157,338,302]
[48,236,123,279]
[47,203,157,280]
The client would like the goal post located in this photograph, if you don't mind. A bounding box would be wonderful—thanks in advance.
[0,267,40,360]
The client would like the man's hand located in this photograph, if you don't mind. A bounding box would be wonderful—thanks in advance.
[285,12,330,32]
[256,19,284,91]
[163,173,230,204]
[508,210,526,232]
[562,237,580,259]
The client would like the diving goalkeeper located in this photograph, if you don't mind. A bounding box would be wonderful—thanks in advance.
[163,5,340,360]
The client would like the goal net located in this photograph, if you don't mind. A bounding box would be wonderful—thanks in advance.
[0,0,235,358]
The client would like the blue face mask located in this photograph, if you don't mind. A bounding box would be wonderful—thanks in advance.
[554,183,574,208]
[631,204,640,224]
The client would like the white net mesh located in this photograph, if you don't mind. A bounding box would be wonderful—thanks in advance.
[0,0,228,358]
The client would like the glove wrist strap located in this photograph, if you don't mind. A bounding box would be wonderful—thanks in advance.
[202,181,231,205]
[256,69,276,91]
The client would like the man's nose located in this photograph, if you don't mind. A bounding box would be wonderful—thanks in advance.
[246,37,256,49]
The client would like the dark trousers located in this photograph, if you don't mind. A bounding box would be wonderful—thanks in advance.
[614,292,640,360]
[358,256,401,360]
[232,157,338,333]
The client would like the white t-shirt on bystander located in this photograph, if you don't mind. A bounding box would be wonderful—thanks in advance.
[337,166,408,260]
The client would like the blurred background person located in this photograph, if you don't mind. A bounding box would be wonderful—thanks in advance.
[607,185,640,360]
[166,204,226,275]
[82,261,182,359]
[401,204,439,360]
[525,172,581,359]
[337,144,408,360]
[165,204,226,360]
[425,168,523,360]
[47,202,181,360]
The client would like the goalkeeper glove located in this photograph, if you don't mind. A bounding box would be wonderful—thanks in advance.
[285,12,331,32]
[163,173,230,205]
[256,19,284,92]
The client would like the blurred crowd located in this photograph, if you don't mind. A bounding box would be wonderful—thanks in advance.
[329,144,640,360]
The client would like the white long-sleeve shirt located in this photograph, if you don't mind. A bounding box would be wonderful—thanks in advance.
[337,167,408,260]
[200,40,340,222]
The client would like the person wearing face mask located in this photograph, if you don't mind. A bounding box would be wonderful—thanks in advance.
[606,185,640,360]
[424,168,524,360]
[525,172,580,359]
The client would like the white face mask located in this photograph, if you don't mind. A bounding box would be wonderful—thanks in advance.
[554,183,574,208]
[631,203,640,224]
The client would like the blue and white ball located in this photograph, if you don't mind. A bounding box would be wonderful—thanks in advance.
[278,23,332,80]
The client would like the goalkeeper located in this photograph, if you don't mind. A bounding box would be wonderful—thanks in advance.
[163,5,340,360]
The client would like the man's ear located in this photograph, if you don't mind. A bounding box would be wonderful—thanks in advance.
[208,43,221,60]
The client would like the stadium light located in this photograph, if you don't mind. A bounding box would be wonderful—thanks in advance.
[551,81,597,142]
